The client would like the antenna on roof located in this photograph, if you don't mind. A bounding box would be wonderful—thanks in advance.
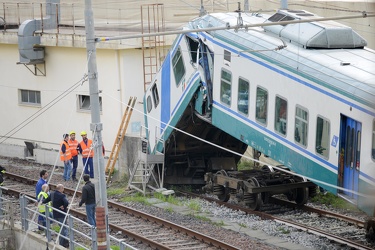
[199,0,206,17]
[281,0,288,9]
[235,2,243,31]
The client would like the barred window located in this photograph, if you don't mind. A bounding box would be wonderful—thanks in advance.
[19,89,41,106]
[78,95,102,111]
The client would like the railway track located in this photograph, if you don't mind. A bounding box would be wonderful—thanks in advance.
[178,191,374,250]
[2,172,240,250]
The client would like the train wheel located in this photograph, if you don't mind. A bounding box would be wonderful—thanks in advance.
[285,179,297,201]
[365,218,375,243]
[213,184,229,201]
[308,185,318,198]
[246,177,263,210]
[213,171,230,202]
[295,187,308,205]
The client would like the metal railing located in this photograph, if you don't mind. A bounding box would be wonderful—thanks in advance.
[19,194,137,250]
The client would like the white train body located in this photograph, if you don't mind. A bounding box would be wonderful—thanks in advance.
[143,9,375,215]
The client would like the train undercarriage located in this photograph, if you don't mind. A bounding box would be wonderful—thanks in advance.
[161,99,316,210]
[203,166,316,210]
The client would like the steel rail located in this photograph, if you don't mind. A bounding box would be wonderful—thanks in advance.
[179,191,371,250]
[3,172,239,250]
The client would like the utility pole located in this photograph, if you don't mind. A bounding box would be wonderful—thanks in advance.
[84,0,109,249]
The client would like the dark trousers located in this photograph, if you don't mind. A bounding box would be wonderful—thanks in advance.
[56,217,69,247]
[83,157,94,178]
[71,155,78,179]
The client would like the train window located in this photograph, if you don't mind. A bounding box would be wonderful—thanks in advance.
[315,116,330,158]
[146,96,152,113]
[172,46,186,86]
[255,87,268,125]
[220,69,232,106]
[151,84,159,108]
[295,106,308,146]
[372,120,375,160]
[275,96,287,135]
[224,50,231,66]
[186,36,200,65]
[237,78,249,115]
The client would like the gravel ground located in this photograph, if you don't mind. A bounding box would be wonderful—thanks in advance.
[0,156,372,250]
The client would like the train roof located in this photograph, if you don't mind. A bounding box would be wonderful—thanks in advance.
[188,10,375,109]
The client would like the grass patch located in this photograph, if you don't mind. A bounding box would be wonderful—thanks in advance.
[212,220,225,227]
[51,224,60,233]
[153,192,180,205]
[278,227,290,234]
[310,192,360,211]
[107,187,125,196]
[187,199,201,212]
[193,214,211,222]
[120,192,151,205]
[238,222,247,228]
[165,206,174,213]
[237,160,254,171]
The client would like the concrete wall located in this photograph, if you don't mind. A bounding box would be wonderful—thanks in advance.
[0,222,66,250]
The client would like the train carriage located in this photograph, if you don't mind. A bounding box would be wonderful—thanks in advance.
[143,8,375,216]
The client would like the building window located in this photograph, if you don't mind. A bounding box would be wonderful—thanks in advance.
[255,87,268,124]
[19,89,41,106]
[172,46,185,86]
[372,120,375,160]
[275,96,287,135]
[316,116,330,158]
[237,78,249,115]
[295,106,308,146]
[220,69,232,106]
[78,95,102,111]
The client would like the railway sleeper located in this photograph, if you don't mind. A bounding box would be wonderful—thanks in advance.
[203,170,315,210]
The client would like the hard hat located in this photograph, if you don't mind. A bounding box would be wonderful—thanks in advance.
[80,131,87,136]
[69,131,76,135]
[63,134,69,139]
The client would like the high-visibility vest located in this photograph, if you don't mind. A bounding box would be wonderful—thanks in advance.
[68,139,79,157]
[37,192,52,213]
[60,141,72,161]
[80,139,94,158]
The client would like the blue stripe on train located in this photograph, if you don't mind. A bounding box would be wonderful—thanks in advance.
[161,53,171,133]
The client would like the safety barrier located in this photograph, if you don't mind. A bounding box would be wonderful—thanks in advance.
[19,194,137,250]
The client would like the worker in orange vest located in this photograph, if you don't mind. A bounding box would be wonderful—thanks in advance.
[68,131,79,181]
[78,131,94,178]
[60,134,72,181]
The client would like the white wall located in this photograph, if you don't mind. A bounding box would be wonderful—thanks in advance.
[0,45,145,155]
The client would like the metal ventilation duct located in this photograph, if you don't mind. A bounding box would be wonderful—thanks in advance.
[264,9,367,49]
[17,0,60,64]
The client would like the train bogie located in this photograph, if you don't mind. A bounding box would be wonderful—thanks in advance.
[203,167,314,210]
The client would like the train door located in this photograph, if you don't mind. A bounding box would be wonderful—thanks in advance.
[338,115,361,200]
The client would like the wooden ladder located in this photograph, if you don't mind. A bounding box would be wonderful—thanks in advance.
[105,96,137,183]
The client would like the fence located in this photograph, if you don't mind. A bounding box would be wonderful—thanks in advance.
[19,194,137,250]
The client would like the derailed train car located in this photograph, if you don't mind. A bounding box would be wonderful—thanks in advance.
[142,7,375,233]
